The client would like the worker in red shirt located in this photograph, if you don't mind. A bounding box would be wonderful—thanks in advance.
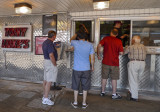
[97,29,123,99]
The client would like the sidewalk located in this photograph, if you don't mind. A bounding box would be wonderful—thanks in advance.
[0,79,160,112]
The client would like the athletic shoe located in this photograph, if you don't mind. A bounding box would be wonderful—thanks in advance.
[130,98,138,102]
[126,91,138,102]
[112,93,122,99]
[100,93,105,96]
[71,102,78,108]
[42,98,54,106]
[82,103,88,109]
[42,95,52,101]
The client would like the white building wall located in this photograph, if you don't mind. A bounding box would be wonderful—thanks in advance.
[70,8,160,17]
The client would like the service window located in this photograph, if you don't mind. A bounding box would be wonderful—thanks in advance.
[100,20,130,47]
[132,20,160,46]
[75,21,93,42]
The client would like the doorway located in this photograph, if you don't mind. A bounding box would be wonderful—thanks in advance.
[73,20,94,42]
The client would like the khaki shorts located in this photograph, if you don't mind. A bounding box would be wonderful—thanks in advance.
[102,64,119,80]
[44,59,58,82]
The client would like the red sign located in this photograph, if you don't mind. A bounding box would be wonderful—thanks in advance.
[5,28,28,37]
[2,39,30,49]
[2,25,32,52]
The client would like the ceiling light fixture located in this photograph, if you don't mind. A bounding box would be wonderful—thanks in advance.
[147,20,159,24]
[14,2,32,14]
[93,0,110,10]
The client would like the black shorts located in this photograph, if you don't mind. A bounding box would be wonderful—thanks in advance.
[72,70,91,91]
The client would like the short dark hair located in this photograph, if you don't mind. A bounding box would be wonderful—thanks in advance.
[77,31,87,39]
[48,30,56,38]
[111,29,118,36]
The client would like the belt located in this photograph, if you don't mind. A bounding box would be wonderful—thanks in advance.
[130,59,145,61]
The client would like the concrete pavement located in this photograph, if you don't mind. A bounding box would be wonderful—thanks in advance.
[0,79,160,112]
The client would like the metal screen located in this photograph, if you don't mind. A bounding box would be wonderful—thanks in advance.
[0,13,71,84]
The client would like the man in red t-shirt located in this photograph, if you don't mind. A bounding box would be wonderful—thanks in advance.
[97,29,123,99]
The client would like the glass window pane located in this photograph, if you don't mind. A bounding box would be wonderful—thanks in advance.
[75,21,92,42]
[100,20,130,47]
[132,20,160,46]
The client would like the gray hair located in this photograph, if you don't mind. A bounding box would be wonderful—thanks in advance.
[133,35,141,43]
[48,30,56,38]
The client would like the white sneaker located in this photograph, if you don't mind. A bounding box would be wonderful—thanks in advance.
[42,95,52,101]
[42,98,54,106]
[82,103,88,109]
[112,93,122,99]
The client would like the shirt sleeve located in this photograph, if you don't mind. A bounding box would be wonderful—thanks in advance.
[124,46,129,54]
[99,38,105,46]
[48,43,55,54]
[90,44,95,55]
[71,40,75,47]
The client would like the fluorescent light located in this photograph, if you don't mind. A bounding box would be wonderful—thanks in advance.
[147,20,159,24]
[15,6,32,14]
[93,0,109,10]
[14,3,32,14]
